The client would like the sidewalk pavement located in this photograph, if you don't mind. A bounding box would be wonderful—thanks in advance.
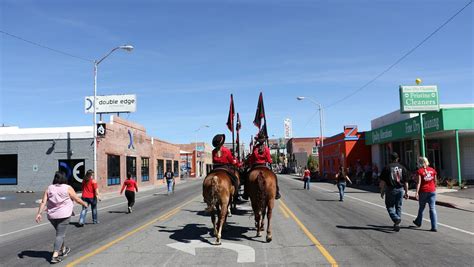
[289,174,474,213]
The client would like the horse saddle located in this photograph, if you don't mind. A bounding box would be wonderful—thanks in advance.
[211,166,239,190]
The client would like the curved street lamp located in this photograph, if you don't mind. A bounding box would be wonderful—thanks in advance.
[194,125,210,177]
[296,96,325,175]
[93,45,134,180]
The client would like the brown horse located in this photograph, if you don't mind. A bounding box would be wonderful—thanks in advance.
[202,169,236,245]
[247,166,276,242]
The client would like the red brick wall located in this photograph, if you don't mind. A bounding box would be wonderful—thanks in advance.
[96,117,180,193]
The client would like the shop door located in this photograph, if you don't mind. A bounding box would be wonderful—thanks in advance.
[427,149,442,170]
[126,156,136,178]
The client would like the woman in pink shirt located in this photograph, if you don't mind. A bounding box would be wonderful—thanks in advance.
[35,172,87,264]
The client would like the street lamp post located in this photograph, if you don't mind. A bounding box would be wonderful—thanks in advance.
[296,96,325,175]
[194,125,210,177]
[93,45,134,180]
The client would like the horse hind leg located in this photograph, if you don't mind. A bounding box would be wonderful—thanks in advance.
[211,210,217,237]
[255,212,262,237]
[266,204,273,242]
[215,201,228,245]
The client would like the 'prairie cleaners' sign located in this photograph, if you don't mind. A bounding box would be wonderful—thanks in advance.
[85,94,136,113]
[399,86,439,113]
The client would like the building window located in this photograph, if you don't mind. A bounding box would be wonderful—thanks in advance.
[107,155,121,186]
[166,160,172,173]
[141,157,149,182]
[0,155,18,185]
[126,156,136,178]
[173,160,179,176]
[157,159,164,179]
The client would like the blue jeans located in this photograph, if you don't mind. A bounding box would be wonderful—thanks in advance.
[166,179,174,193]
[414,192,437,230]
[385,187,404,223]
[303,177,310,190]
[79,197,98,224]
[337,182,346,200]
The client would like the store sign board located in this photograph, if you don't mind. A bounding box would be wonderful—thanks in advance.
[366,112,444,145]
[85,94,136,113]
[399,86,439,113]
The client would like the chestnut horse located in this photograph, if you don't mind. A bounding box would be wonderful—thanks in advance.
[247,166,277,242]
[202,169,237,245]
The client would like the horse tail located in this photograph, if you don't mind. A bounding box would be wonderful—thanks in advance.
[256,171,267,213]
[205,176,220,212]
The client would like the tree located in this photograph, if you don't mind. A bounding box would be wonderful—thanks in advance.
[307,155,319,172]
[271,153,279,164]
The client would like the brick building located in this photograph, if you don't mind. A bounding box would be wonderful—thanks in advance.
[320,125,371,178]
[286,137,321,171]
[0,116,181,193]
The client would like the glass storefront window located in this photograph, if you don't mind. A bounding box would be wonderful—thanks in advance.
[141,157,149,182]
[157,159,164,179]
[107,155,121,186]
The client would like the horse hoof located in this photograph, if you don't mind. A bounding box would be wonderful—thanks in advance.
[256,233,262,237]
[266,236,273,242]
[215,240,221,245]
[228,213,232,217]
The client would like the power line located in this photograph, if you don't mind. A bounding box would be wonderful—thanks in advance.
[0,30,93,63]
[325,0,473,109]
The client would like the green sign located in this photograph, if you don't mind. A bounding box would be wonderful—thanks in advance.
[399,85,439,113]
[366,107,474,145]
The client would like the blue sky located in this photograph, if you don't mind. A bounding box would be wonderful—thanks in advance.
[1,0,472,145]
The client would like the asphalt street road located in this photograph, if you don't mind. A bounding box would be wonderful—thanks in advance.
[1,175,472,266]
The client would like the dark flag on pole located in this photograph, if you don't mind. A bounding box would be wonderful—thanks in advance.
[236,113,241,160]
[259,122,268,139]
[226,94,235,132]
[253,92,265,129]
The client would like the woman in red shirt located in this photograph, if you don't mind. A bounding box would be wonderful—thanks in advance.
[78,170,101,226]
[413,157,438,232]
[302,166,311,190]
[120,172,138,213]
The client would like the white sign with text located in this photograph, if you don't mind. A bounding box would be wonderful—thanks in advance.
[85,94,136,113]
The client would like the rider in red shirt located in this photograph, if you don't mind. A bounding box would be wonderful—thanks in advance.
[211,134,239,196]
[244,133,281,199]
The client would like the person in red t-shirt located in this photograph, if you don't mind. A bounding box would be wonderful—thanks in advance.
[78,169,101,226]
[211,134,239,198]
[303,166,311,190]
[120,172,138,213]
[212,134,236,166]
[413,157,438,232]
[244,133,281,200]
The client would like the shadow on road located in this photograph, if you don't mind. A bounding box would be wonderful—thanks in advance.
[336,224,410,233]
[315,199,339,202]
[17,250,50,263]
[108,210,128,214]
[157,222,253,244]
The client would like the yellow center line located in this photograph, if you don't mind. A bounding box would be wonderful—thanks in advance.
[278,203,290,218]
[279,200,338,267]
[66,195,199,267]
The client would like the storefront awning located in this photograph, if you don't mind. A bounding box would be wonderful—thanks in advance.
[366,107,474,145]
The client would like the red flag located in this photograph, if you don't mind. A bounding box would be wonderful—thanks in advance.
[253,92,265,128]
[226,94,235,132]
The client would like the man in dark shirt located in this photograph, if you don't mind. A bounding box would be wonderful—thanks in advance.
[379,152,409,232]
[164,170,175,195]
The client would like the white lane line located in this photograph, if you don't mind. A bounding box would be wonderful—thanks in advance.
[314,185,474,236]
[0,188,167,238]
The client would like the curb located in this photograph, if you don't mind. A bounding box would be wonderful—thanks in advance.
[16,190,35,193]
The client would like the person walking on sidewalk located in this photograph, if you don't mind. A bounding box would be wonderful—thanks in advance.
[120,172,138,213]
[303,166,311,190]
[413,157,438,232]
[164,169,175,195]
[78,170,101,226]
[35,171,87,264]
[379,152,409,232]
[335,166,352,201]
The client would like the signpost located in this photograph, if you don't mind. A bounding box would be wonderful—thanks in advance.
[85,94,137,114]
[399,83,439,157]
